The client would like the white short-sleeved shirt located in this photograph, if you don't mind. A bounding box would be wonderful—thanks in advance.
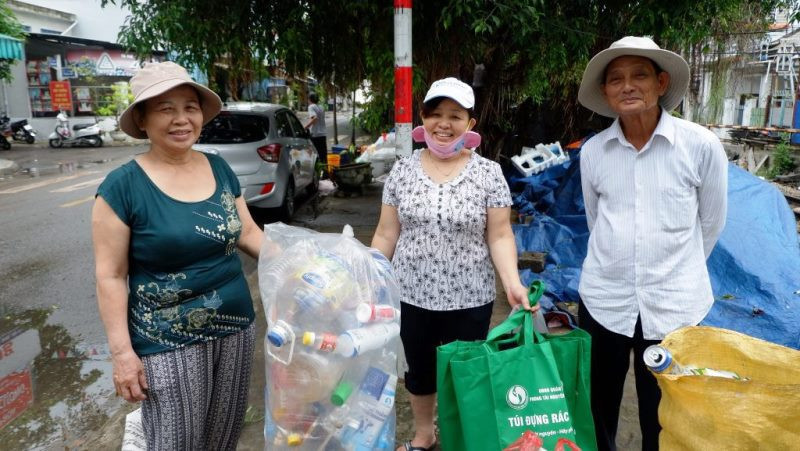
[307,103,326,137]
[383,149,513,311]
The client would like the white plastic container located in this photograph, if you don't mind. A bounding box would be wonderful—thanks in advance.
[336,323,401,357]
[337,368,398,449]
[356,303,400,323]
[511,142,569,177]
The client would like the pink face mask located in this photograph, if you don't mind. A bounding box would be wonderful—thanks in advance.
[412,126,481,159]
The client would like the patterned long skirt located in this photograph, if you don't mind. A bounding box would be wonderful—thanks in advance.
[140,324,256,450]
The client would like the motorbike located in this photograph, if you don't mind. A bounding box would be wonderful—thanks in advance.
[1,115,36,144]
[0,116,12,150]
[48,111,103,148]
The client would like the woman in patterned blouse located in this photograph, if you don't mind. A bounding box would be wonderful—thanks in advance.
[371,78,532,451]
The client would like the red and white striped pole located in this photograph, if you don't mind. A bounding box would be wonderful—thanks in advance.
[394,0,412,158]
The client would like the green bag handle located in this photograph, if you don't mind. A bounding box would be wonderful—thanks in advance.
[485,308,546,347]
[528,279,545,308]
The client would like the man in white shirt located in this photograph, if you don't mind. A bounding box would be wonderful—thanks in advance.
[577,36,728,451]
[305,92,327,170]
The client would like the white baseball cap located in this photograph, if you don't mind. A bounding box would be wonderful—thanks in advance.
[423,77,475,109]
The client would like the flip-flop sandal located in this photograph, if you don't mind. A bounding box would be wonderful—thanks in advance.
[402,439,438,451]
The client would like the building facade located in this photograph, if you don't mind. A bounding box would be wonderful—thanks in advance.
[0,0,163,132]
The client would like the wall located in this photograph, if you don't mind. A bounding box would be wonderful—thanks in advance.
[12,10,70,34]
[0,60,32,119]
[15,0,129,43]
[742,98,758,126]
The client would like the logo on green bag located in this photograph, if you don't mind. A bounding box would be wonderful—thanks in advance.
[506,385,529,410]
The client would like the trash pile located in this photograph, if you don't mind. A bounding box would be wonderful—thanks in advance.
[507,137,800,350]
[355,132,397,178]
[258,223,402,450]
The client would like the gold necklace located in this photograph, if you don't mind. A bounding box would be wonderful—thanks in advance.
[426,150,462,178]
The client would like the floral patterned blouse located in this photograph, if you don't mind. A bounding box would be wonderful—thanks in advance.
[97,153,254,356]
[383,149,512,311]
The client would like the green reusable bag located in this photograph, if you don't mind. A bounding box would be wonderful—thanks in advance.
[437,324,520,451]
[543,328,597,451]
[438,309,577,450]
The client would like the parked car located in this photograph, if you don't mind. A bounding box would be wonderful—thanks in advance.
[194,103,319,220]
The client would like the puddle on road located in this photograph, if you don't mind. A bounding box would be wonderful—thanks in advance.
[0,306,119,450]
[2,154,117,180]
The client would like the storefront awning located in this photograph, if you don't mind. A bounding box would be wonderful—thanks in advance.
[0,34,24,60]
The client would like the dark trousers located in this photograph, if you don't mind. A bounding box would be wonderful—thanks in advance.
[579,303,662,451]
[311,135,327,165]
[399,301,494,395]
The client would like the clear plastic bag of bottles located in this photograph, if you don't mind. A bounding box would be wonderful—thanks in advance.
[259,223,402,450]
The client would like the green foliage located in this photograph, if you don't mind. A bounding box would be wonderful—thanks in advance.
[314,84,327,109]
[103,0,786,155]
[0,1,26,82]
[94,83,134,126]
[767,134,797,179]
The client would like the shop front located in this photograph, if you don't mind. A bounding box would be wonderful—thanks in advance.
[23,33,163,119]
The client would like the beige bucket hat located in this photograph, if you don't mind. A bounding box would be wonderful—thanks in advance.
[119,61,222,138]
[578,36,690,118]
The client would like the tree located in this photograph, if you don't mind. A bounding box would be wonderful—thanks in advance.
[94,82,134,129]
[0,1,26,82]
[104,0,787,157]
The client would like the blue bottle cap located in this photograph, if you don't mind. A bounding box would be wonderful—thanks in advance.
[267,331,285,347]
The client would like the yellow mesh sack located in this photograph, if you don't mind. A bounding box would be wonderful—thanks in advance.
[654,326,800,450]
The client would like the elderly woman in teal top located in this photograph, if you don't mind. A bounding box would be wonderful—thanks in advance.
[92,62,264,450]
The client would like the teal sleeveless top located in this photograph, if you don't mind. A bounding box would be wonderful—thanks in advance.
[96,152,255,356]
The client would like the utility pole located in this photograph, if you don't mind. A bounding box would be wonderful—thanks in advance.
[394,0,412,157]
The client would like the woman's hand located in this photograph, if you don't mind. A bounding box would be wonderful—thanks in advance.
[112,349,148,403]
[506,279,539,312]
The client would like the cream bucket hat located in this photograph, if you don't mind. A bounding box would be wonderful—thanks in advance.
[578,36,690,118]
[119,61,222,138]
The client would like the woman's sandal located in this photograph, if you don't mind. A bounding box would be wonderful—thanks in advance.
[402,439,438,451]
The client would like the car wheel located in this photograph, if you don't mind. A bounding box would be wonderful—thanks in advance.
[49,138,63,148]
[279,179,295,222]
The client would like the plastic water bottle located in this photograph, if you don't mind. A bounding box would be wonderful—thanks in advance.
[335,323,401,357]
[267,255,355,348]
[331,359,372,406]
[301,331,338,352]
[643,345,748,380]
[356,302,400,323]
[267,350,345,443]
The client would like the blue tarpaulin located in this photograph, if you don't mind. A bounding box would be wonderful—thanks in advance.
[510,150,800,350]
